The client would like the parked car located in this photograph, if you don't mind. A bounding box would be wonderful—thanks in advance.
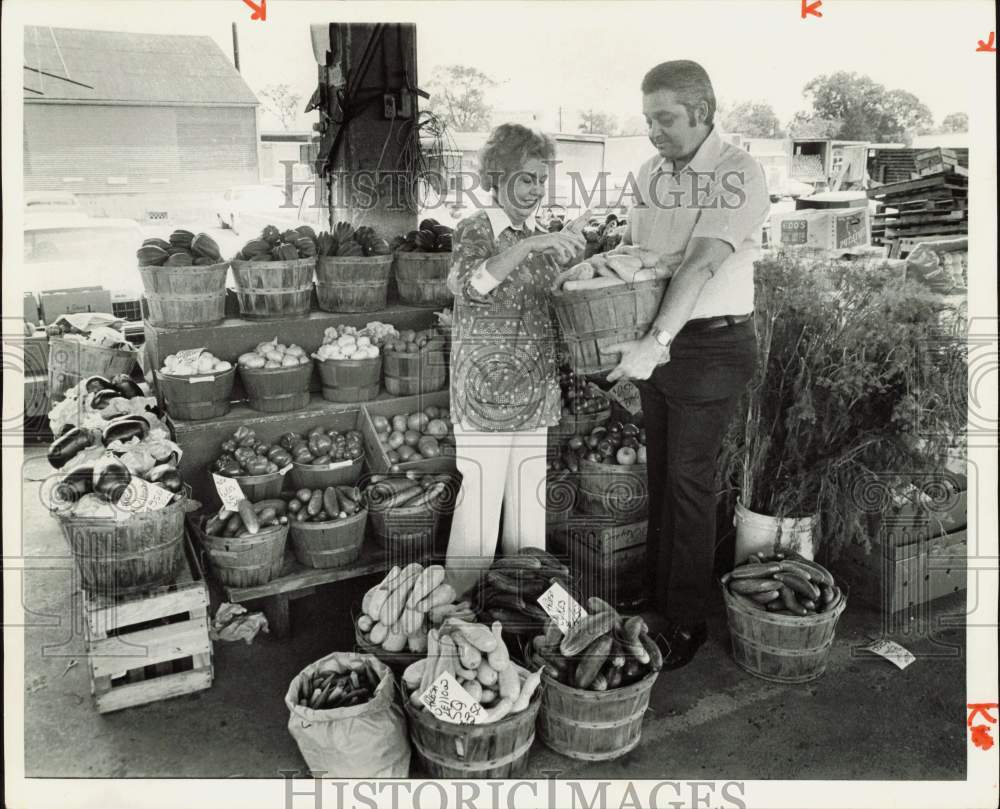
[214,184,322,236]
[24,214,145,306]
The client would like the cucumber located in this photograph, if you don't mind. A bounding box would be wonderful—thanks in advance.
[252,498,287,516]
[729,577,782,595]
[322,487,339,518]
[224,512,244,537]
[779,585,808,616]
[237,499,260,534]
[773,572,821,601]
[730,562,783,579]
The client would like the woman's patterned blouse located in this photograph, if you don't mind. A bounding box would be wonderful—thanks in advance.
[446,209,562,433]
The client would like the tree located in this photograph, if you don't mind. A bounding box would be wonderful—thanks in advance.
[718,100,784,138]
[787,111,843,138]
[883,89,934,143]
[258,84,302,131]
[425,65,496,131]
[940,112,968,133]
[799,72,934,143]
[578,110,618,135]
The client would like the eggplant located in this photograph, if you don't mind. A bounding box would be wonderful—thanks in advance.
[90,389,120,411]
[111,374,144,399]
[50,465,95,508]
[47,427,94,469]
[147,464,183,493]
[102,416,149,446]
[92,457,132,503]
[83,376,116,394]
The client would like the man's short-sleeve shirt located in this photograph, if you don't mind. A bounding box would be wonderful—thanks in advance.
[627,127,770,318]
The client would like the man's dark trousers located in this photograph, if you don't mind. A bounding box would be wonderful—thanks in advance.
[635,319,755,626]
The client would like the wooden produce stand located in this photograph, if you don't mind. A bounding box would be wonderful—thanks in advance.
[154,301,449,638]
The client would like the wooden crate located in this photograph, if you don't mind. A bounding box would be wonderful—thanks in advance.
[549,514,648,610]
[83,532,212,714]
[833,526,967,623]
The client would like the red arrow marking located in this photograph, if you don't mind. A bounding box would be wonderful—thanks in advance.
[976,32,996,52]
[801,0,823,19]
[242,0,266,21]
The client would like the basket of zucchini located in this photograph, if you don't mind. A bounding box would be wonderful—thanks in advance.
[527,597,662,761]
[284,485,367,569]
[362,472,459,554]
[193,497,290,587]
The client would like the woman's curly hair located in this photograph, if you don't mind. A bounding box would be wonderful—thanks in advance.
[478,124,556,194]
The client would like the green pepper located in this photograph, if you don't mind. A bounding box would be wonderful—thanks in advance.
[233,426,254,444]
[221,440,237,454]
[278,432,301,452]
[244,458,270,475]
[308,433,333,457]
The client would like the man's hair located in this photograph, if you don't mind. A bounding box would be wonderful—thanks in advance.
[641,60,716,127]
[479,123,556,193]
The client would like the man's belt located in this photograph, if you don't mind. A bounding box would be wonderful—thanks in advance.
[680,313,753,334]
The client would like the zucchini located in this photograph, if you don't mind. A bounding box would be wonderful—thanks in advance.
[237,499,260,534]
[573,632,613,689]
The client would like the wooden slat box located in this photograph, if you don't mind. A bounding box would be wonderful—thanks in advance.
[82,532,212,714]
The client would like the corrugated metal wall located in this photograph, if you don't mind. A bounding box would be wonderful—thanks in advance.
[24,103,258,194]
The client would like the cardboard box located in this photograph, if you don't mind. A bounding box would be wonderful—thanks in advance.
[39,286,112,324]
[770,207,871,253]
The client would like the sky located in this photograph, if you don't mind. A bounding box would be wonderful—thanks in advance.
[10,0,992,134]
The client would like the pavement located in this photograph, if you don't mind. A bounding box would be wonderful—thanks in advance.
[19,446,966,780]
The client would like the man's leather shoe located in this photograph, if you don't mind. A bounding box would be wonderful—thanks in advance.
[654,622,708,670]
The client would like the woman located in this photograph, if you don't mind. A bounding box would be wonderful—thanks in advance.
[444,124,586,596]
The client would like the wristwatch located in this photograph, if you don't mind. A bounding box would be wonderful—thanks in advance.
[650,325,674,349]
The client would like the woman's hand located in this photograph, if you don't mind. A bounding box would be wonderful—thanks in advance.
[526,231,587,265]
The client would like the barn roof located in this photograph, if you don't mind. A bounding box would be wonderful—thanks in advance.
[24,26,259,106]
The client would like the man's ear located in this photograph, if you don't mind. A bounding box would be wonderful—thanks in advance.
[695,101,710,126]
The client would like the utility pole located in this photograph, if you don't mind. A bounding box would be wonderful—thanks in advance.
[232,23,241,72]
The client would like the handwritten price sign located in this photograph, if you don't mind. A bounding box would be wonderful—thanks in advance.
[114,478,174,521]
[419,671,484,725]
[537,581,587,635]
[212,473,246,511]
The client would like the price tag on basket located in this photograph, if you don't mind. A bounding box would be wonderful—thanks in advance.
[607,379,642,415]
[212,473,246,511]
[419,670,484,725]
[113,478,174,521]
[537,581,587,635]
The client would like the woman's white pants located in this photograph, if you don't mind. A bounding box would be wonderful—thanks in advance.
[445,424,548,595]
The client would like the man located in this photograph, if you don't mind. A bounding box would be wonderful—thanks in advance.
[601,60,769,669]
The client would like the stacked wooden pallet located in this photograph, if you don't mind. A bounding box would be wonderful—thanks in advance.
[82,533,212,713]
[868,172,968,253]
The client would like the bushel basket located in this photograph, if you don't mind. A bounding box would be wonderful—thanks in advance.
[404,668,542,778]
[55,494,189,598]
[192,516,288,588]
[552,279,667,375]
[140,262,229,328]
[394,252,453,307]
[155,366,235,421]
[316,356,382,403]
[231,257,314,320]
[315,255,393,313]
[289,508,367,569]
[722,583,847,683]
[538,668,657,761]
[239,361,313,413]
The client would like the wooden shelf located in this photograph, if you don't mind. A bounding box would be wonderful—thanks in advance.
[144,303,440,373]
